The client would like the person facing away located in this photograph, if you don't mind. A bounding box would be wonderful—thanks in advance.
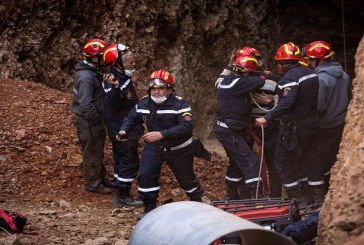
[71,38,113,195]
[214,55,277,200]
[255,42,323,207]
[102,43,144,207]
[305,40,352,194]
[117,69,204,220]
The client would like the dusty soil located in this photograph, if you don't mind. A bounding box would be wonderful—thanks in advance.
[0,78,227,244]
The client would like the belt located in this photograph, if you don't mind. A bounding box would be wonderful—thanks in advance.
[217,120,229,128]
[162,137,193,151]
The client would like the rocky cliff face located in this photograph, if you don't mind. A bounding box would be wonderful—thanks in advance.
[1,0,363,140]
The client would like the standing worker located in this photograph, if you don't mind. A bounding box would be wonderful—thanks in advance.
[102,43,144,207]
[214,55,276,200]
[256,42,323,206]
[117,69,204,219]
[71,38,113,195]
[305,41,352,195]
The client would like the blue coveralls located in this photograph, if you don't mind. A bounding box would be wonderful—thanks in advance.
[214,71,269,194]
[103,68,143,189]
[120,94,203,203]
[264,64,322,189]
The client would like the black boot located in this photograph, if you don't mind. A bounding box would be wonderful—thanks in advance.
[299,181,313,207]
[113,187,143,208]
[238,182,252,200]
[188,185,204,202]
[247,183,264,199]
[137,201,157,221]
[286,185,307,209]
[310,185,325,205]
[224,184,240,200]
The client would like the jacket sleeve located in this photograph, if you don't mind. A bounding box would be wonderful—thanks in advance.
[120,104,143,133]
[78,77,103,125]
[104,78,133,107]
[160,100,194,139]
[215,66,232,88]
[218,76,265,96]
[265,80,298,121]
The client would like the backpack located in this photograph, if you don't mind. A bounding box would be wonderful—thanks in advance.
[0,209,27,232]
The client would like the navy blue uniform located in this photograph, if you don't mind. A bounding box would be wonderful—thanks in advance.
[103,68,143,189]
[71,61,108,191]
[214,71,271,195]
[120,94,203,203]
[264,64,322,189]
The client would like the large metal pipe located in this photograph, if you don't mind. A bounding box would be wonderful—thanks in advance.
[129,201,296,245]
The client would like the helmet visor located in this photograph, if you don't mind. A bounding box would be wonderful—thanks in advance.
[146,79,168,89]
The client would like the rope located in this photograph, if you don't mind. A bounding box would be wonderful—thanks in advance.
[341,0,347,72]
[250,93,277,112]
[255,124,265,199]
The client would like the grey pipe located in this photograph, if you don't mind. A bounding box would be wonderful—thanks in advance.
[129,201,296,245]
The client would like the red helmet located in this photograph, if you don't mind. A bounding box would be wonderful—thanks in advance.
[148,69,174,87]
[299,57,309,67]
[275,42,301,61]
[103,43,130,66]
[233,55,260,73]
[237,46,262,59]
[83,39,108,58]
[305,41,335,60]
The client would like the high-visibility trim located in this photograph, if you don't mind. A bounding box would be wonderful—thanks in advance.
[120,79,131,91]
[308,180,325,186]
[113,174,134,182]
[156,107,192,114]
[185,186,198,193]
[245,177,262,184]
[324,171,331,176]
[217,120,229,128]
[298,74,317,84]
[278,82,298,89]
[217,78,240,89]
[298,177,308,182]
[73,87,78,95]
[170,137,193,151]
[138,186,160,192]
[225,176,242,182]
[136,109,151,114]
[283,181,299,188]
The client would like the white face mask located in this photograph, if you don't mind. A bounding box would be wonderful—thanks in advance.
[151,95,168,104]
[124,69,135,77]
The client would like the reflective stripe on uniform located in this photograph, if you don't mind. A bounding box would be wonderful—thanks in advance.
[245,177,262,184]
[138,186,160,192]
[217,120,229,128]
[217,78,240,89]
[185,186,198,193]
[225,176,242,182]
[278,82,298,89]
[170,137,193,151]
[298,74,317,84]
[283,181,299,188]
[114,174,134,182]
[119,79,131,92]
[308,180,325,186]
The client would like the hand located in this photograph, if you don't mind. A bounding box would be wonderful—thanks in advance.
[116,130,128,141]
[255,117,268,127]
[252,92,274,105]
[103,74,119,88]
[142,131,163,142]
[228,48,238,67]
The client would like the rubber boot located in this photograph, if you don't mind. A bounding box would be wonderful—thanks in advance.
[238,181,252,200]
[188,186,204,202]
[285,185,306,210]
[310,185,325,205]
[137,200,157,221]
[224,184,240,200]
[113,187,143,208]
[247,183,264,199]
[299,181,312,208]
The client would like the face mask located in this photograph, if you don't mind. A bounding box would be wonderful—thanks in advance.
[124,69,135,77]
[151,95,167,104]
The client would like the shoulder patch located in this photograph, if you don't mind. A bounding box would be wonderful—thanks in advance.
[174,95,183,101]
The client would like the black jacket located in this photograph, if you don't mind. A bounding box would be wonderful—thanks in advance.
[103,68,143,141]
[215,72,265,132]
[121,93,193,148]
[71,61,104,125]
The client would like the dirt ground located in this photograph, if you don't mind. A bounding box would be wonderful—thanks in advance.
[0,78,229,244]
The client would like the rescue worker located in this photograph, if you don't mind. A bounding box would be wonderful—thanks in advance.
[117,69,204,219]
[102,44,144,207]
[255,42,323,206]
[305,41,352,195]
[214,55,276,200]
[71,38,113,195]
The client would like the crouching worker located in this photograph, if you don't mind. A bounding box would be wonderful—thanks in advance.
[117,69,204,220]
